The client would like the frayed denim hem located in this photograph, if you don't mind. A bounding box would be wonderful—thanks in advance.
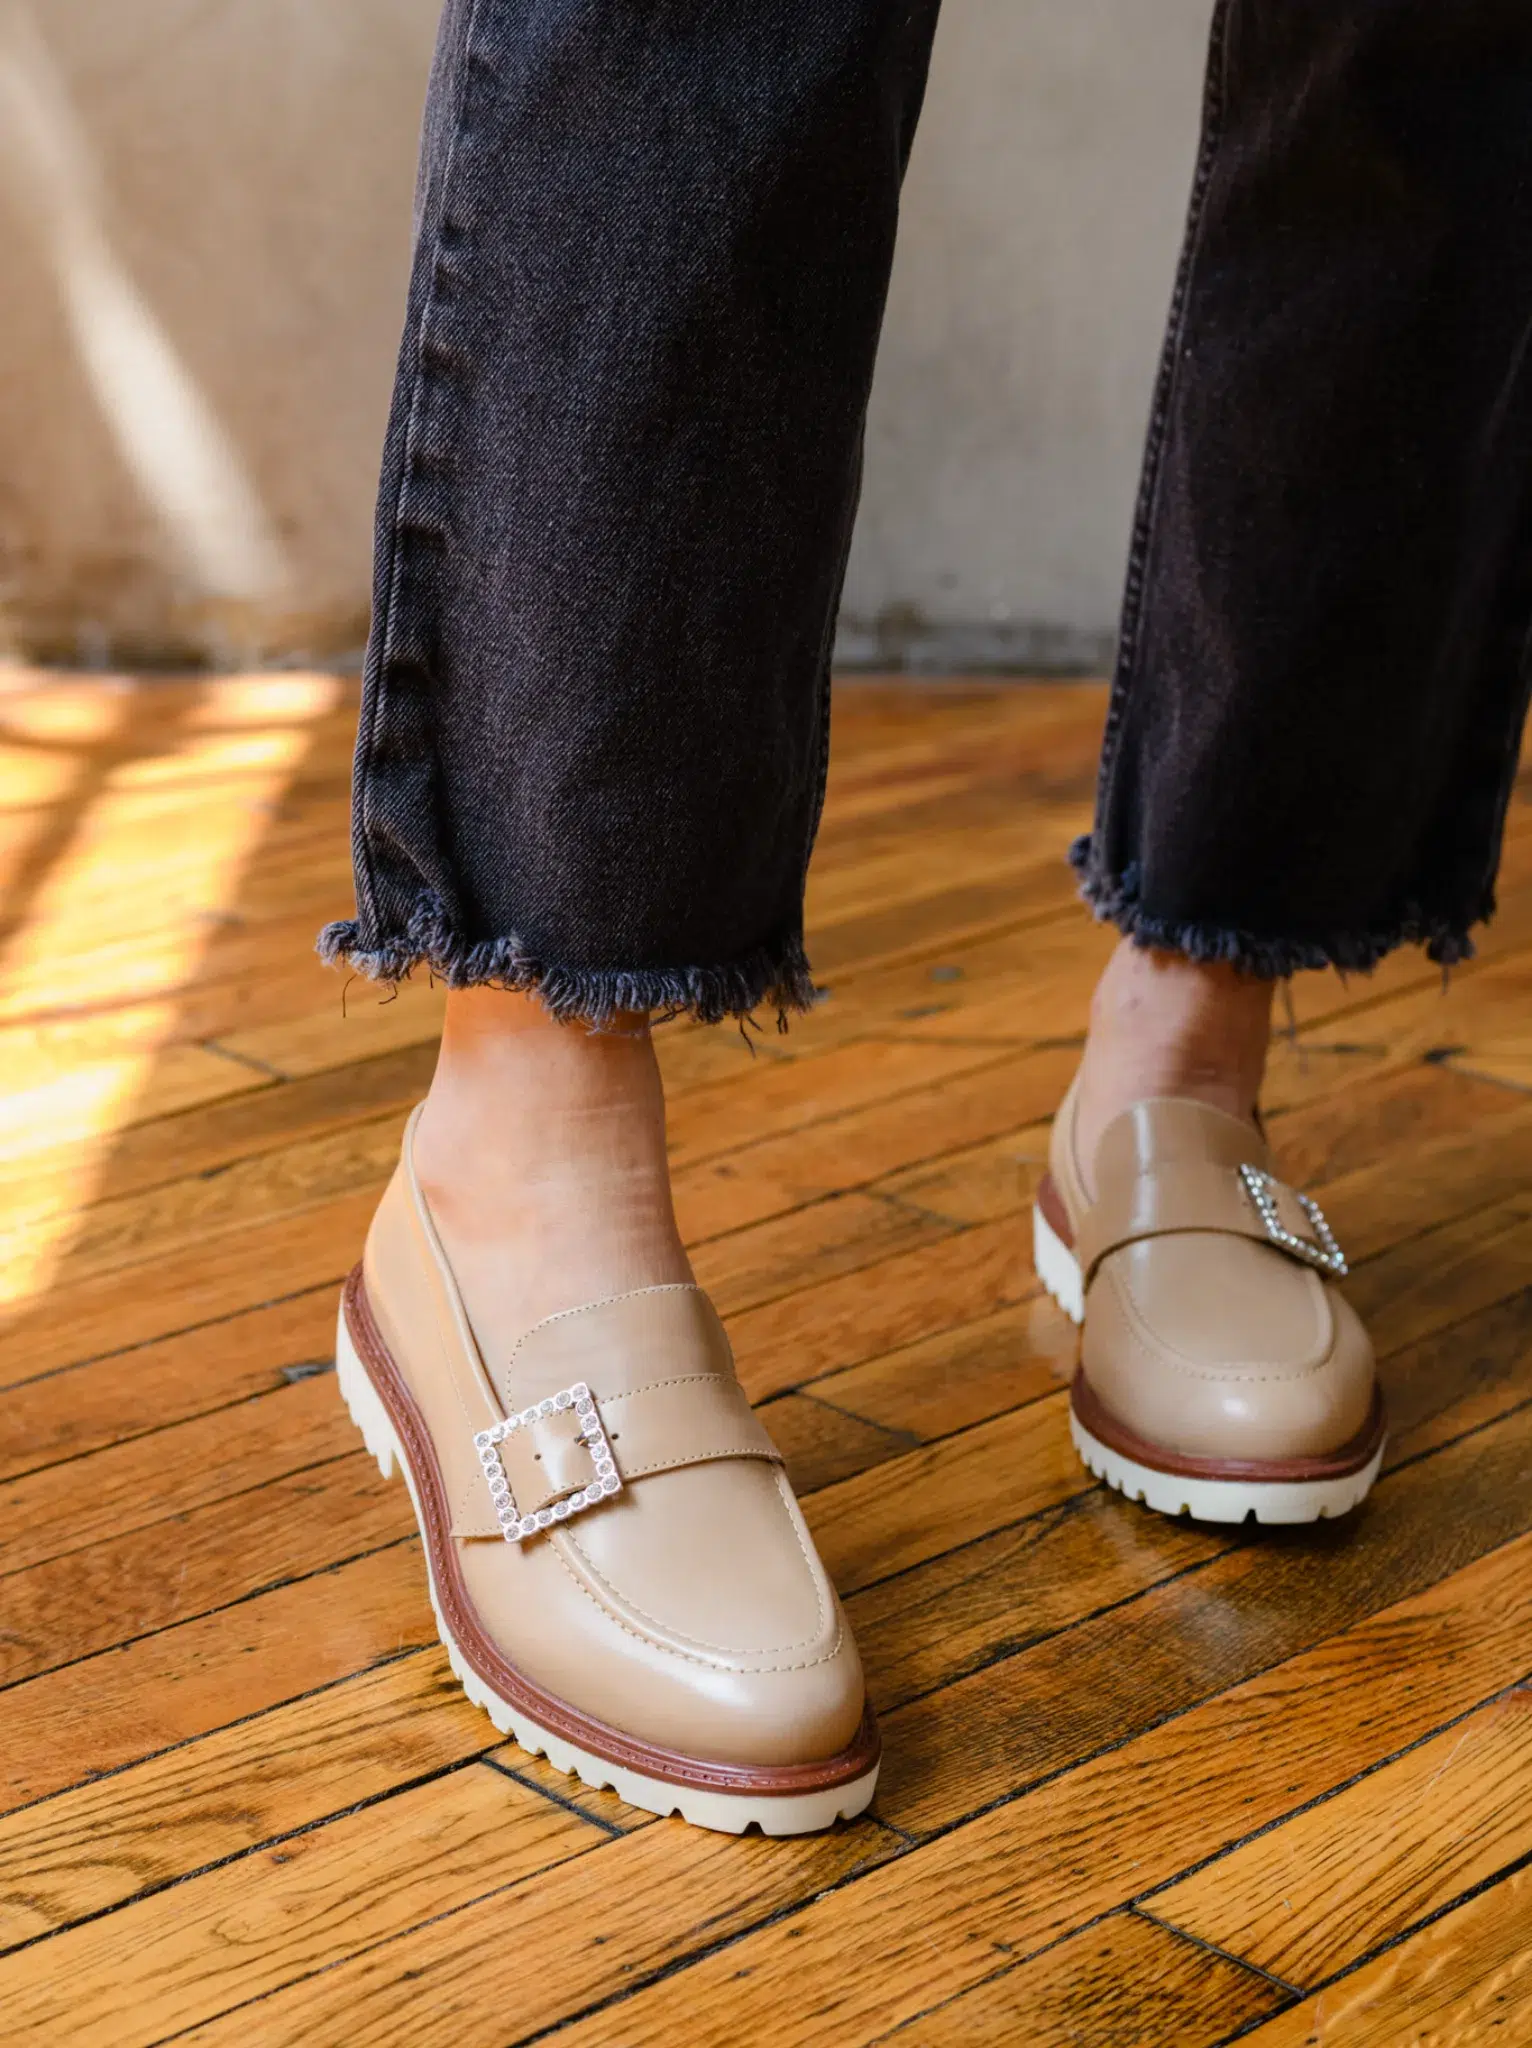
[1068,833,1479,978]
[317,893,817,1029]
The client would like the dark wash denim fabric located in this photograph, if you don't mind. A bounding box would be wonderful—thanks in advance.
[1075,0,1532,976]
[321,0,942,1022]
[323,0,1532,1020]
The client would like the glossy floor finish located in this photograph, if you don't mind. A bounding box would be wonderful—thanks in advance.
[2,670,1531,2046]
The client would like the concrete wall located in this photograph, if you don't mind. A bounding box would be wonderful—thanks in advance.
[841,0,1213,669]
[0,0,1212,669]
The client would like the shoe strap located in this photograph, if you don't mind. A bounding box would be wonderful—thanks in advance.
[1076,1159,1339,1289]
[452,1288,781,1538]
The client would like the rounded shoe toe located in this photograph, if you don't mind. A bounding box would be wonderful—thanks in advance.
[1083,1232,1379,1464]
[458,1456,867,1770]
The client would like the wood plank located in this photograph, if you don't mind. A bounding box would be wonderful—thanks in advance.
[1147,1684,1532,1988]
[875,1396,1532,1834]
[1383,1285,1532,1466]
[0,1288,336,1478]
[849,1488,1224,1715]
[0,1115,403,1302]
[481,1749,653,1834]
[874,1124,1048,1226]
[503,1533,1532,2047]
[807,809,1091,926]
[843,1277,1532,1720]
[755,1393,917,1497]
[0,1451,406,1688]
[1348,1202,1532,1360]
[166,1813,898,2048]
[667,1033,1035,1174]
[1319,1094,1532,1267]
[864,1908,1282,2048]
[728,1215,1034,1402]
[810,863,1094,994]
[0,1005,264,1116]
[0,1372,352,1575]
[1451,1043,1532,1091]
[809,1295,1076,1441]
[0,1188,373,1383]
[0,1650,489,1949]
[210,975,448,1081]
[0,1039,436,1230]
[1264,1060,1523,1192]
[0,1763,604,2047]
[692,1188,952,1319]
[0,1042,266,1191]
[804,1395,1080,1597]
[0,1545,430,1815]
[1234,1858,1532,2046]
[670,1042,1075,1242]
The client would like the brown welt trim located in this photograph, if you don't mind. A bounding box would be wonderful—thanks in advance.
[1037,1170,1075,1248]
[342,1267,880,1798]
[1071,1367,1386,1484]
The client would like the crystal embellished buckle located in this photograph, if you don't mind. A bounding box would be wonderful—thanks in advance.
[473,1382,621,1544]
[1239,1164,1349,1277]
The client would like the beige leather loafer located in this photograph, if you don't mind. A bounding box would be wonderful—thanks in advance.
[337,1108,878,1835]
[1033,1080,1384,1525]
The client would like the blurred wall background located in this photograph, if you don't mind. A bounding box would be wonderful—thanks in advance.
[0,0,1212,671]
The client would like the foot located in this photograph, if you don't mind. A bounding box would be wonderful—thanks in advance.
[1035,941,1383,1525]
[412,989,694,1368]
[340,1101,877,1833]
[1072,940,1274,1195]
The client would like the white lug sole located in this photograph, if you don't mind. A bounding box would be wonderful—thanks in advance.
[1032,1200,1085,1325]
[1068,1407,1384,1525]
[1034,1203,1383,1526]
[336,1305,878,1836]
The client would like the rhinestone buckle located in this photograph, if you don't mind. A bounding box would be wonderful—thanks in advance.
[1238,1164,1349,1277]
[473,1382,621,1544]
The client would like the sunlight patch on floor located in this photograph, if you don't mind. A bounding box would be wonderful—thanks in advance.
[0,672,340,1311]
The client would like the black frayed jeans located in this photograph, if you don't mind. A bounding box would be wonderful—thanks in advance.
[322,0,1532,1022]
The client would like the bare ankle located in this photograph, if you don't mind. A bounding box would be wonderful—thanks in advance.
[1076,942,1275,1166]
[413,989,692,1348]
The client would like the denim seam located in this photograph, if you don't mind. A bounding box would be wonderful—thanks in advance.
[799,421,868,908]
[1085,0,1233,850]
[1464,565,1532,928]
[350,0,487,941]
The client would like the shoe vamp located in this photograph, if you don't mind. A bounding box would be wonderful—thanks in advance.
[1105,1231,1332,1373]
[559,1458,837,1666]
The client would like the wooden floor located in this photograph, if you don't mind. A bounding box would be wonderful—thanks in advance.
[1,670,1530,2046]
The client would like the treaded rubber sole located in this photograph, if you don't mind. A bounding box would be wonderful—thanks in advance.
[1033,1202,1383,1526]
[1068,1407,1384,1525]
[335,1303,879,1835]
[1032,1200,1085,1325]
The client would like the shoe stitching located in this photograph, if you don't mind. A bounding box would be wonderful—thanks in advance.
[599,1373,743,1399]
[395,1177,836,1661]
[557,1470,832,1660]
[615,1450,779,1480]
[1099,1259,1342,1381]
[451,1380,772,1527]
[364,1282,847,1678]
[505,1284,702,1367]
[547,1540,845,1674]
